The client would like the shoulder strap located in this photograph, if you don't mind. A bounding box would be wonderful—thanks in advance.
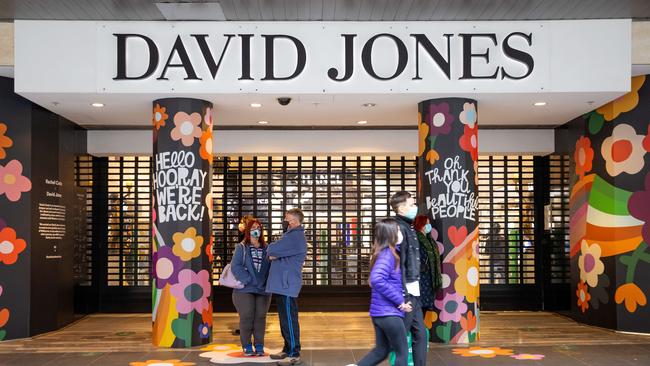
[239,242,246,265]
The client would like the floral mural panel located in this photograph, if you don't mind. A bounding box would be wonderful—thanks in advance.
[418,98,479,344]
[0,81,34,341]
[152,98,214,348]
[567,75,650,332]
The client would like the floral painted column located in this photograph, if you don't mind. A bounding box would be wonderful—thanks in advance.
[417,98,480,344]
[568,75,650,333]
[151,98,214,348]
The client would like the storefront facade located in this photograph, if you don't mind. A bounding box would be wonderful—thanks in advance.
[1,11,649,347]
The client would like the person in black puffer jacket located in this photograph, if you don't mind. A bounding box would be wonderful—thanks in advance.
[390,191,428,366]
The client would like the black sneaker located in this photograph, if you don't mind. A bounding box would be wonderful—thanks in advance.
[270,352,288,360]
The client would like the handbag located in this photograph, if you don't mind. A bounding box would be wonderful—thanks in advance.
[220,243,246,289]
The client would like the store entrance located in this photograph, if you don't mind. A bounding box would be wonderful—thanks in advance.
[74,153,570,314]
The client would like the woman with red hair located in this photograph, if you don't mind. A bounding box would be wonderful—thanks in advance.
[413,215,442,313]
[230,218,272,357]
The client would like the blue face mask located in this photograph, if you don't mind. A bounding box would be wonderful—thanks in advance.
[405,206,418,220]
[424,224,432,234]
[250,229,261,238]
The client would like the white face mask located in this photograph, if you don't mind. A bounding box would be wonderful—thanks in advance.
[396,230,404,245]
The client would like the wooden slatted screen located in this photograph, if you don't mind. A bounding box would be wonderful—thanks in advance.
[89,155,546,288]
[74,155,93,286]
[106,156,152,286]
[548,154,571,284]
[211,156,417,286]
[477,156,536,284]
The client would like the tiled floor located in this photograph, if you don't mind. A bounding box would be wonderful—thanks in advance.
[0,312,649,365]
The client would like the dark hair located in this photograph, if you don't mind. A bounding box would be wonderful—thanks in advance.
[413,215,429,232]
[370,218,400,271]
[243,219,266,248]
[286,208,304,224]
[389,191,412,213]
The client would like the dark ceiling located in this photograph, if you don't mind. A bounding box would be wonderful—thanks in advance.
[1,0,650,22]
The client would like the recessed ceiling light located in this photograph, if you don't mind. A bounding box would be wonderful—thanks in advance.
[362,103,376,107]
[533,102,546,106]
[250,103,262,108]
[357,120,368,125]
[258,121,268,125]
[91,103,104,108]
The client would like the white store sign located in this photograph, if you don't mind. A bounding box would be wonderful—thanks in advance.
[14,19,630,95]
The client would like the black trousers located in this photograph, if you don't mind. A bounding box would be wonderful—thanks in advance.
[357,316,408,366]
[276,295,301,357]
[403,295,428,366]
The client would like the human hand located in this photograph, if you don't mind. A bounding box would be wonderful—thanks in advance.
[269,256,277,261]
[398,302,413,313]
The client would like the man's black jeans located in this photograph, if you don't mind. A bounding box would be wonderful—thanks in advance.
[403,295,428,366]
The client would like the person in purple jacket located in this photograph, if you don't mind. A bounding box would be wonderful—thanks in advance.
[355,218,413,366]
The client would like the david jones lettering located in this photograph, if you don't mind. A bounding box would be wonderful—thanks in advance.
[113,32,534,82]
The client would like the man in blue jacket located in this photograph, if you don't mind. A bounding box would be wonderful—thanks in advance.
[267,208,308,365]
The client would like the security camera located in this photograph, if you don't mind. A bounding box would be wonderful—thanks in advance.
[277,97,292,106]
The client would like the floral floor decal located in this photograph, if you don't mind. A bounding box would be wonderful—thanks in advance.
[452,346,514,358]
[452,347,546,361]
[511,353,546,361]
[198,343,279,364]
[129,360,195,366]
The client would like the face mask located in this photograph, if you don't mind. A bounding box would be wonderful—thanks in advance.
[405,206,418,220]
[396,230,404,245]
[250,229,261,238]
[424,224,432,234]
